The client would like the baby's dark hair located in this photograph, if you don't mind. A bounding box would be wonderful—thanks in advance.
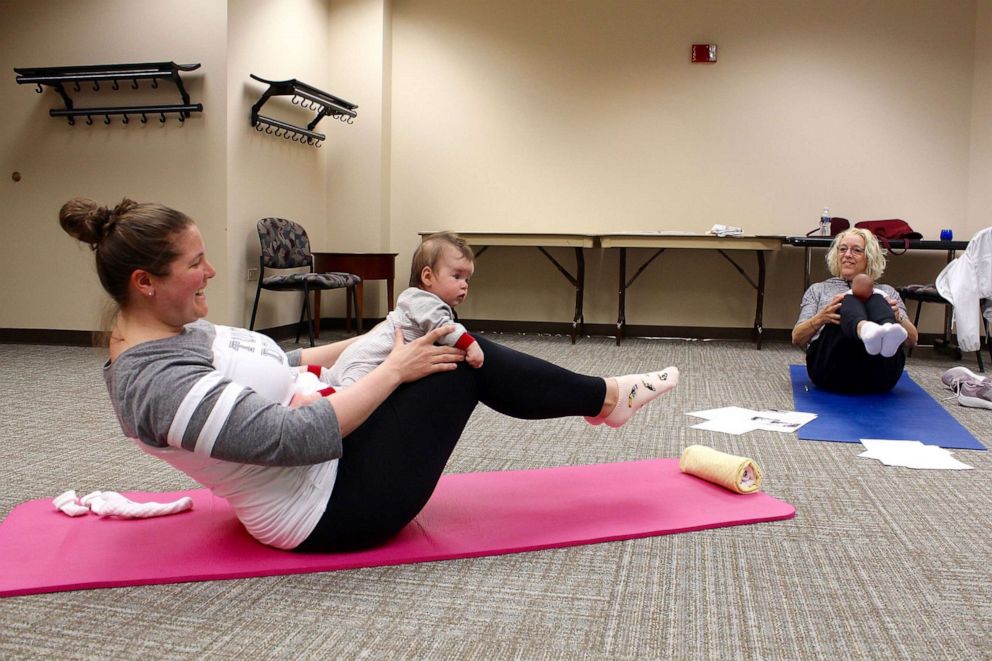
[59,197,193,306]
[409,232,474,287]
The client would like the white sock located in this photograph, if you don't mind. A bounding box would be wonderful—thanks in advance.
[80,491,193,519]
[880,323,909,358]
[52,490,89,517]
[859,321,885,355]
[586,367,679,429]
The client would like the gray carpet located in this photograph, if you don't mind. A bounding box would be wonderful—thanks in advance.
[1,334,990,660]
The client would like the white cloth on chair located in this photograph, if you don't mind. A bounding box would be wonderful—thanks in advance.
[937,227,992,352]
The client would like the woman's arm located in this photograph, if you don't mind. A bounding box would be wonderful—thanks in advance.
[888,298,919,348]
[324,325,464,436]
[792,293,843,346]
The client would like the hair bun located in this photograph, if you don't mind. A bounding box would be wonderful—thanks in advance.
[59,197,130,249]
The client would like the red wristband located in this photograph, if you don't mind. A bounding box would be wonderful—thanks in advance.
[454,333,476,351]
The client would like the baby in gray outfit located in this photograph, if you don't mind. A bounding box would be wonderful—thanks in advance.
[327,232,483,388]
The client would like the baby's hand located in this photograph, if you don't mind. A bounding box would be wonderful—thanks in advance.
[466,342,485,368]
[289,391,322,408]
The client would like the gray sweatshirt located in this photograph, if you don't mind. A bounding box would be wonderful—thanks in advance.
[103,320,342,549]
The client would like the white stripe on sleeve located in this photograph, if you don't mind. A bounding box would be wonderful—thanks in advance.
[166,372,225,449]
[193,382,245,456]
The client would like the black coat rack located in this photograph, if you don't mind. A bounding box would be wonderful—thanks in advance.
[14,61,203,126]
[250,74,357,147]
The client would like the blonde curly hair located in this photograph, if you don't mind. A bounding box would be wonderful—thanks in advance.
[826,228,887,281]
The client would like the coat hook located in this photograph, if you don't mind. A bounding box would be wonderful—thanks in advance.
[86,115,93,125]
[112,79,119,91]
[92,81,101,92]
[122,113,129,125]
[151,78,159,89]
[291,95,300,105]
[140,113,148,124]
[131,79,139,90]
[34,83,43,94]
[67,116,76,126]
[73,81,81,92]
[265,125,273,134]
[178,114,186,125]
[159,113,167,123]
[104,114,111,125]
[314,139,322,148]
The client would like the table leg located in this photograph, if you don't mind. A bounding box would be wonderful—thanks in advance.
[355,282,365,332]
[572,247,585,344]
[755,251,766,350]
[616,248,627,346]
[803,246,811,292]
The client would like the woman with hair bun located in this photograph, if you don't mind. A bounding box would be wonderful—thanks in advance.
[792,228,918,393]
[60,198,678,552]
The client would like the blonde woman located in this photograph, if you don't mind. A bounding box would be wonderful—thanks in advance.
[792,228,918,392]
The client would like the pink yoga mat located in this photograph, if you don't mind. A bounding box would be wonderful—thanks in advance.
[0,459,795,597]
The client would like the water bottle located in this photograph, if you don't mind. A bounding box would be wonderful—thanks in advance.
[819,207,831,236]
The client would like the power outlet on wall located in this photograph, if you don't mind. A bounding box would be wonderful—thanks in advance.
[247,268,258,281]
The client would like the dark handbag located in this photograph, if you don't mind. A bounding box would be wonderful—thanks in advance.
[854,218,922,254]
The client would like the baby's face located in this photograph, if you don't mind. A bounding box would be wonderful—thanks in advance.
[424,245,474,307]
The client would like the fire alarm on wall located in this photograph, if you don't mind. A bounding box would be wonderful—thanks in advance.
[691,44,717,63]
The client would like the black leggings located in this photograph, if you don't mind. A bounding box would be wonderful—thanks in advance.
[806,293,905,393]
[295,335,606,552]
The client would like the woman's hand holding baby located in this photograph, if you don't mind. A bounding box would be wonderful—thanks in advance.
[384,326,464,384]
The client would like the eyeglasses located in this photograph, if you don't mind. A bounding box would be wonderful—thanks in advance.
[837,246,865,256]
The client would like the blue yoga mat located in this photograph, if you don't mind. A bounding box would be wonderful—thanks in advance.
[789,365,986,450]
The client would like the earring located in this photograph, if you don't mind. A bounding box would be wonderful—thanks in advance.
[147,290,154,297]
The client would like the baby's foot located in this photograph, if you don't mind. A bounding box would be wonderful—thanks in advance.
[585,367,679,428]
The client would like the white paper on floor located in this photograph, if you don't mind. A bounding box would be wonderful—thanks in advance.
[687,406,817,435]
[859,438,973,470]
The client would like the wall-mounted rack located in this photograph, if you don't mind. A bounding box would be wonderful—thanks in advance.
[249,74,357,147]
[14,61,203,126]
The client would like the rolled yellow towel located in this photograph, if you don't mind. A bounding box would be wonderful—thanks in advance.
[679,445,763,494]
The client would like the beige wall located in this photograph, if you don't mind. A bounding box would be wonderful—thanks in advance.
[226,0,335,329]
[0,0,986,336]
[389,0,979,331]
[968,0,992,235]
[324,0,394,313]
[1,0,229,330]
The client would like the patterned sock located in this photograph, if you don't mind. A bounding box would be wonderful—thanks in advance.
[80,491,193,519]
[52,490,89,517]
[585,367,679,428]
